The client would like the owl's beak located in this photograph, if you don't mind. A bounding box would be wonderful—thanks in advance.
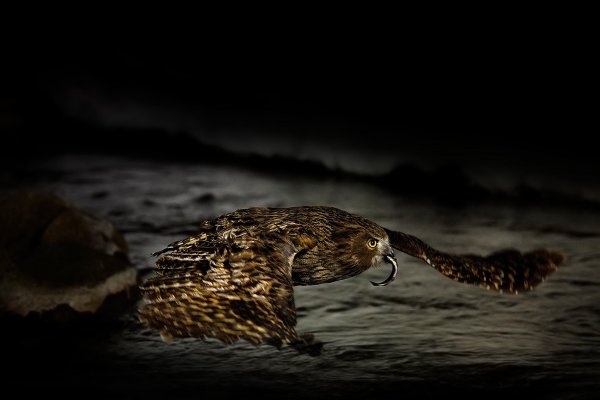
[370,253,398,286]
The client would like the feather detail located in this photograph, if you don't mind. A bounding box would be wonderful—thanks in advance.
[385,229,563,293]
[140,234,300,346]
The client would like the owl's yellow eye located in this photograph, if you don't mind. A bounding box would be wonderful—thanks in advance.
[367,238,378,249]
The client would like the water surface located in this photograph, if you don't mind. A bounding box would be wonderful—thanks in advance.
[4,156,599,399]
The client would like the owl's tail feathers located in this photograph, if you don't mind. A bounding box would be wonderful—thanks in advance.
[385,229,563,294]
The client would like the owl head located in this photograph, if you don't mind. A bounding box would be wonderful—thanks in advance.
[331,222,398,286]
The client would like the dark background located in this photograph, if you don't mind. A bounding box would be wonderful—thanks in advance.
[2,28,598,400]
[3,33,592,197]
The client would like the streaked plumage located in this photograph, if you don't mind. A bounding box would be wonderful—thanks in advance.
[139,206,562,352]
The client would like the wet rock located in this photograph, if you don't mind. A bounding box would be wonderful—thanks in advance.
[0,191,138,320]
[0,191,68,261]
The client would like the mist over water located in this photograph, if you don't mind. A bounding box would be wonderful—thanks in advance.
[51,87,600,203]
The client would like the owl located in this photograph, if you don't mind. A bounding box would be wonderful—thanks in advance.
[139,207,562,354]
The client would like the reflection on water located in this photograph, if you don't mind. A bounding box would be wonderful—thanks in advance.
[4,156,600,399]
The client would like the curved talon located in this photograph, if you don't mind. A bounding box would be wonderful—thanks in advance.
[370,254,398,286]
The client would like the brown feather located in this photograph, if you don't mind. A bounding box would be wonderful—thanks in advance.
[140,233,301,345]
[139,206,563,353]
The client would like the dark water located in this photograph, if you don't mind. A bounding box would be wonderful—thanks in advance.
[4,156,600,399]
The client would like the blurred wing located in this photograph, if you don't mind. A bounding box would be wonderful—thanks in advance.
[139,233,299,346]
[386,229,563,294]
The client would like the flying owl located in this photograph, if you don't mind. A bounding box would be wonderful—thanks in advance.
[139,206,562,353]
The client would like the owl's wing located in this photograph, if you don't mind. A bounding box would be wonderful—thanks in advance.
[139,232,302,346]
[385,229,563,294]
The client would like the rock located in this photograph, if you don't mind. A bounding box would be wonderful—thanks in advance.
[0,191,138,320]
[0,191,68,261]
